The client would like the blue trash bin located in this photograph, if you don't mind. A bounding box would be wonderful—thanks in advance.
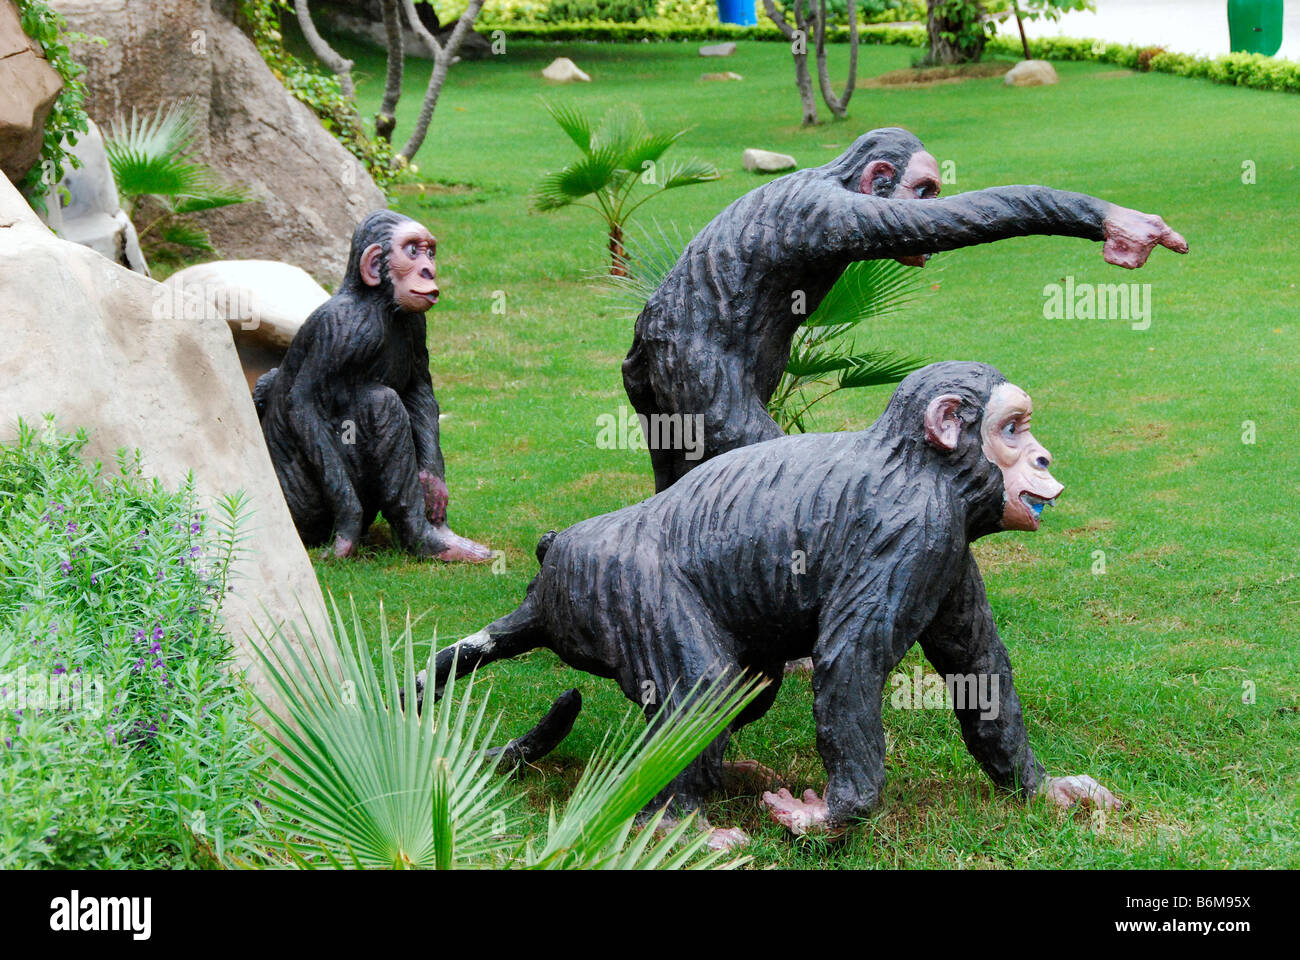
[717,0,757,26]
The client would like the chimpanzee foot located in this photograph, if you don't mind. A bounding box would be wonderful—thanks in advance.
[652,814,751,852]
[783,657,813,675]
[1040,774,1122,812]
[721,759,785,796]
[763,787,832,837]
[429,523,494,563]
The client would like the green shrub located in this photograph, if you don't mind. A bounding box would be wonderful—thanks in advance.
[543,0,651,23]
[0,419,266,868]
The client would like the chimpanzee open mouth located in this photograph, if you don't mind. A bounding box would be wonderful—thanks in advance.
[1020,492,1057,517]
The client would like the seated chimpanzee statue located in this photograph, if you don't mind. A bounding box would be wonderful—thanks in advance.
[255,210,492,562]
[624,126,1188,493]
[416,361,1121,848]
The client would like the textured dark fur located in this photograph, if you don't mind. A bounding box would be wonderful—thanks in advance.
[256,210,452,555]
[623,127,1110,491]
[423,362,1050,826]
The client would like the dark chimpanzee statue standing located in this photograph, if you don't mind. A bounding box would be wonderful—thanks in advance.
[416,361,1120,848]
[623,126,1188,492]
[256,210,492,562]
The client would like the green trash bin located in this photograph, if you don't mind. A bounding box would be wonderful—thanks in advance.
[1227,0,1284,56]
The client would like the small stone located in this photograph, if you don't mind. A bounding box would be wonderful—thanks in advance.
[743,148,797,173]
[699,42,737,57]
[542,57,591,83]
[702,71,743,82]
[1004,59,1059,87]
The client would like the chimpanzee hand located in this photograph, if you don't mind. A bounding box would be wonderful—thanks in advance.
[1102,206,1188,269]
[762,788,832,836]
[1040,774,1122,811]
[331,535,356,559]
[418,470,449,525]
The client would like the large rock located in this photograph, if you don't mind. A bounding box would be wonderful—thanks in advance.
[0,0,63,184]
[0,173,329,722]
[1004,59,1059,87]
[699,42,737,57]
[39,118,149,275]
[51,0,387,287]
[743,148,797,173]
[164,259,329,391]
[542,57,590,83]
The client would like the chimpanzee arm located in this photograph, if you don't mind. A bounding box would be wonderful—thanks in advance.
[916,549,1046,798]
[823,185,1111,261]
[284,310,379,546]
[402,333,444,479]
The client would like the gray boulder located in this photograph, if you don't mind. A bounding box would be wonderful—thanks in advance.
[743,148,797,173]
[1004,59,1059,87]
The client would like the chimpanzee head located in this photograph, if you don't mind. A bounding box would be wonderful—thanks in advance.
[880,362,1064,538]
[342,209,440,314]
[825,127,941,267]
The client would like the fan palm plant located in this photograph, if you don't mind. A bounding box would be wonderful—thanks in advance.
[103,100,250,257]
[603,220,930,433]
[247,595,765,869]
[532,102,721,276]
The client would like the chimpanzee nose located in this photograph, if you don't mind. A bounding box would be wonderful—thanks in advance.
[1034,453,1051,470]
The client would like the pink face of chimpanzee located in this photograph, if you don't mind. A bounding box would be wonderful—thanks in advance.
[858,150,942,268]
[361,221,440,313]
[979,383,1064,532]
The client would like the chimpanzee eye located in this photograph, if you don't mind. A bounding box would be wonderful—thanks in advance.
[1003,421,1016,437]
[915,186,927,198]
[405,242,418,257]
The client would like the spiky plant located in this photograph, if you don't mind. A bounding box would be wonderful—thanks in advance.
[248,595,765,869]
[532,102,721,276]
[103,100,250,257]
[603,220,929,433]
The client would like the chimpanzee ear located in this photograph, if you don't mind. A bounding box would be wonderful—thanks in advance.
[924,394,964,451]
[360,243,384,287]
[859,160,897,195]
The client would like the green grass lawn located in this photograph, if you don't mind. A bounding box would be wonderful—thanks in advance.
[309,35,1299,867]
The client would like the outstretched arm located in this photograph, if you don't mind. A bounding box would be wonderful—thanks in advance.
[918,550,1120,810]
[822,184,1186,269]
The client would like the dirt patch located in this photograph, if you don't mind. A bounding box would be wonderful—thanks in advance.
[859,61,1012,88]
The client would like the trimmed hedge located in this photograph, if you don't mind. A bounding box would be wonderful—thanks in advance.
[499,21,1300,95]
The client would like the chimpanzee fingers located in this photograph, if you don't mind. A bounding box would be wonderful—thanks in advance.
[1159,226,1189,253]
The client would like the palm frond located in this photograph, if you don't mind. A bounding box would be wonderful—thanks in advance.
[599,217,694,318]
[617,130,687,174]
[542,99,594,153]
[803,258,928,329]
[531,145,623,211]
[155,219,214,252]
[591,104,652,158]
[657,156,723,190]
[526,671,766,870]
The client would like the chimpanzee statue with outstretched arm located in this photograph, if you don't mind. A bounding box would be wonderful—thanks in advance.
[255,210,492,563]
[623,127,1188,492]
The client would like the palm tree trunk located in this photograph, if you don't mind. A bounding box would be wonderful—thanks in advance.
[609,223,626,277]
[293,0,354,99]
[376,0,404,141]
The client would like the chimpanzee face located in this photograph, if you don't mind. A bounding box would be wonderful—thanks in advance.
[361,221,440,313]
[979,383,1064,532]
[858,150,942,267]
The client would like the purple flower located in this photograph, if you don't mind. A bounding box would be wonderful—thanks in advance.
[133,629,146,643]
[52,663,66,675]
[65,521,78,535]
[148,641,161,655]
[59,560,72,575]
[190,521,201,535]
[153,625,164,641]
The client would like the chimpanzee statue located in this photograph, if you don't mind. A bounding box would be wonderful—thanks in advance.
[416,361,1121,849]
[623,126,1188,492]
[255,210,492,562]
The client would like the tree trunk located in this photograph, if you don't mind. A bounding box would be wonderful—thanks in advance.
[1012,2,1032,60]
[763,0,819,126]
[609,222,626,277]
[293,0,355,99]
[924,0,987,66]
[398,0,486,164]
[814,0,857,120]
[376,0,404,141]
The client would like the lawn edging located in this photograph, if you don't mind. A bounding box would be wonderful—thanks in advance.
[493,21,1300,95]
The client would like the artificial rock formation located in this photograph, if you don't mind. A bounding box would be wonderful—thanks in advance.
[742,148,797,173]
[0,173,330,721]
[51,0,386,286]
[542,57,590,83]
[0,0,63,184]
[1004,59,1059,87]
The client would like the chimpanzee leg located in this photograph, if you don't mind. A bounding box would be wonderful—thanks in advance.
[625,336,784,491]
[347,384,448,556]
[266,435,334,547]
